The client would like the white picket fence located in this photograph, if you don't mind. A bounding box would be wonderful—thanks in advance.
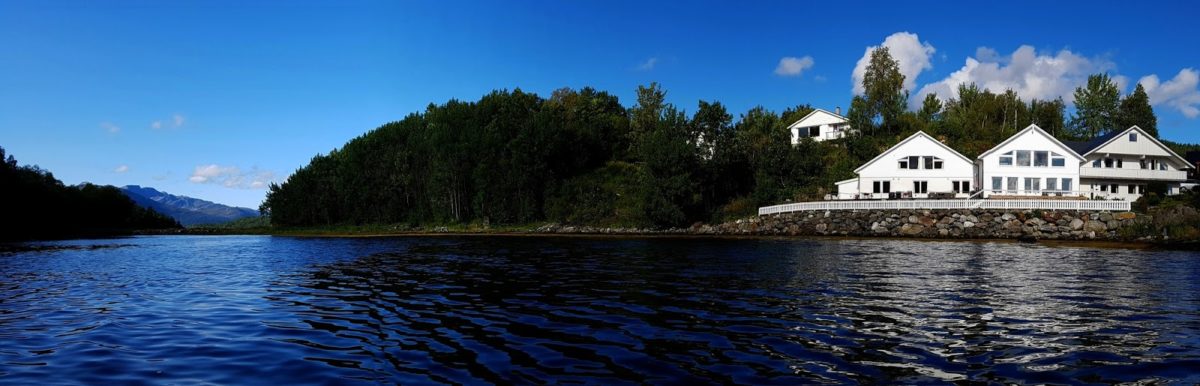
[758,199,1130,215]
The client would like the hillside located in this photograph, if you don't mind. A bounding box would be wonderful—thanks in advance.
[121,186,259,227]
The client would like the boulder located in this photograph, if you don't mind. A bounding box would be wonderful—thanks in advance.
[963,221,975,228]
[1085,220,1107,233]
[1070,218,1084,230]
[900,223,925,235]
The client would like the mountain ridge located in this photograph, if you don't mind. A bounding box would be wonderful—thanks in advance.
[120,185,258,227]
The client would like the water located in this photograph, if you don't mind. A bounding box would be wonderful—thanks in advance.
[1,236,1198,384]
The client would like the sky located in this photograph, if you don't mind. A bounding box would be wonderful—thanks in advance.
[2,0,1198,209]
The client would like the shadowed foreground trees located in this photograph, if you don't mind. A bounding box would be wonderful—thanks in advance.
[0,146,181,241]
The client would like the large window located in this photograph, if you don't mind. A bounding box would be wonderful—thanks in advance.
[1000,151,1013,166]
[1025,177,1040,192]
[808,126,820,137]
[913,181,928,194]
[899,155,943,169]
[954,181,971,193]
[1062,178,1072,192]
[873,181,891,193]
[1016,150,1031,166]
[1046,178,1058,192]
[992,177,1002,192]
[1007,177,1018,193]
[1033,151,1048,167]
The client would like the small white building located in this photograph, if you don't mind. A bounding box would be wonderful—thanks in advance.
[1067,125,1193,200]
[836,131,975,199]
[977,124,1084,198]
[787,108,853,144]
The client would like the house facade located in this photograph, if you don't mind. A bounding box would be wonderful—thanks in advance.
[836,131,975,199]
[1066,126,1192,200]
[787,108,853,144]
[977,124,1084,198]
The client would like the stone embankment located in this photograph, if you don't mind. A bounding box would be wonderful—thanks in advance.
[536,209,1154,242]
[709,209,1147,241]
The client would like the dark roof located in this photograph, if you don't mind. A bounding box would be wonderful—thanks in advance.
[1187,150,1200,163]
[1065,130,1123,156]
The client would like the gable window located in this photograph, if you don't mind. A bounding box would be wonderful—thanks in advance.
[1034,151,1048,167]
[909,156,919,169]
[1016,150,1031,166]
[913,181,928,194]
[1140,159,1147,169]
[1130,133,1138,142]
[1050,152,1066,167]
[1000,151,1014,166]
[932,158,943,169]
[1160,163,1167,171]
[899,158,909,169]
[1093,159,1102,168]
[1105,158,1114,168]
[1117,159,1123,168]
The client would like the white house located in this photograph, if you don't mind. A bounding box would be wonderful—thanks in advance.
[836,131,975,199]
[977,124,1084,198]
[1066,125,1193,200]
[787,108,853,144]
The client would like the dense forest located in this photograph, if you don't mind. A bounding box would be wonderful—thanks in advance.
[0,146,181,241]
[263,48,1194,229]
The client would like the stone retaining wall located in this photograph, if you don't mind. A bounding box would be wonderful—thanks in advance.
[707,209,1146,241]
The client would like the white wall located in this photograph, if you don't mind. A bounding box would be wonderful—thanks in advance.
[980,129,1081,197]
[856,134,974,198]
[788,110,852,144]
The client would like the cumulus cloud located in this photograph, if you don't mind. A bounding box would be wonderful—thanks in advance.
[189,164,275,189]
[636,57,658,71]
[1139,68,1200,118]
[101,122,121,134]
[852,32,936,95]
[913,45,1119,109]
[114,165,129,173]
[774,56,814,77]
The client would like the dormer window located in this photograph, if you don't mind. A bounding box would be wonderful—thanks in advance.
[1130,133,1138,142]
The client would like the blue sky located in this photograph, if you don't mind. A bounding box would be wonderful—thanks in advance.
[2,1,1198,208]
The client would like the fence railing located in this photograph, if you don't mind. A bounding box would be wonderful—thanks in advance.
[758,199,1131,215]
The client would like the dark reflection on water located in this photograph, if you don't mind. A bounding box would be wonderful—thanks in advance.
[1,236,1198,384]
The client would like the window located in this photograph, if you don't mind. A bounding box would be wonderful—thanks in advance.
[1016,150,1031,166]
[808,126,820,137]
[1117,159,1123,168]
[954,181,971,193]
[1046,178,1058,192]
[1062,178,1072,192]
[1099,184,1107,192]
[1025,178,1040,192]
[1160,163,1167,171]
[922,156,933,169]
[1128,184,1136,194]
[933,159,943,169]
[909,156,919,169]
[1034,151,1048,167]
[1050,152,1065,167]
[1105,158,1114,168]
[1093,159,1102,168]
[899,159,908,169]
[953,181,960,192]
[992,177,1002,192]
[873,181,891,193]
[962,181,970,192]
[1130,133,1138,142]
[1138,185,1146,194]
[1110,184,1119,193]
[1141,160,1148,169]
[913,181,928,194]
[1007,177,1018,193]
[873,181,881,193]
[1000,151,1013,166]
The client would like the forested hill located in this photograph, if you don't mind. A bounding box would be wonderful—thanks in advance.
[262,49,1195,229]
[0,146,181,241]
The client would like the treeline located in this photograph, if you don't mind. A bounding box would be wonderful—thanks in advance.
[0,146,181,241]
[263,47,1188,228]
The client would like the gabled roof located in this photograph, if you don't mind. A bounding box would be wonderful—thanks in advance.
[854,131,972,173]
[976,124,1085,161]
[786,108,847,129]
[835,177,859,185]
[1063,129,1122,156]
[1069,126,1193,169]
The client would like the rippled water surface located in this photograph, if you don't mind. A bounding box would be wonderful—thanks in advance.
[2,235,1199,384]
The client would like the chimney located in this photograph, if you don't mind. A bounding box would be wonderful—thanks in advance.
[835,106,841,115]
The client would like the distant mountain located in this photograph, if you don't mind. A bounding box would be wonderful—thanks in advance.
[121,185,259,227]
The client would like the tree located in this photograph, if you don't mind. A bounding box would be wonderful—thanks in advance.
[1030,98,1067,138]
[1070,73,1121,139]
[860,46,908,131]
[1117,83,1158,137]
[919,93,942,123]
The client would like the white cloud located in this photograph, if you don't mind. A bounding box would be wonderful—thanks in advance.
[774,56,814,77]
[912,45,1118,109]
[1139,68,1200,118]
[150,121,162,129]
[189,164,275,189]
[114,165,129,173]
[101,122,121,134]
[636,57,658,71]
[172,114,186,127]
[852,32,936,95]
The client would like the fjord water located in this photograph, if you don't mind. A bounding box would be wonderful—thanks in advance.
[1,236,1198,384]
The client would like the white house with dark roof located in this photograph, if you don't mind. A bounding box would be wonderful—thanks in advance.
[1066,125,1193,200]
[835,131,975,199]
[787,108,853,144]
[977,124,1085,198]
